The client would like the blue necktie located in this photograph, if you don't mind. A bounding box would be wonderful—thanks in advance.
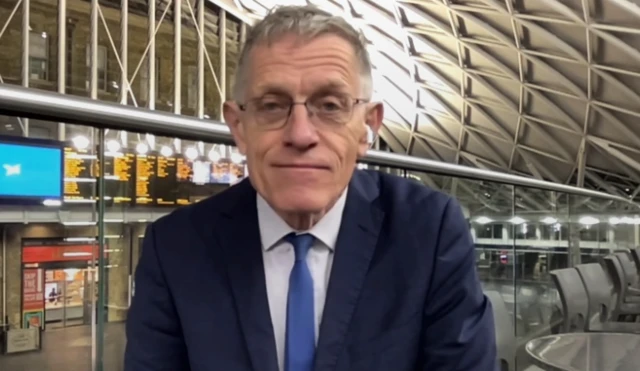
[284,233,316,371]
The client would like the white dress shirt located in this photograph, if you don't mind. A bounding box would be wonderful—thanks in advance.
[257,190,347,371]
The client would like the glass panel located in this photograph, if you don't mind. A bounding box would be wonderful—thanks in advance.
[1,122,638,371]
[373,171,527,371]
[0,116,97,371]
[512,187,567,370]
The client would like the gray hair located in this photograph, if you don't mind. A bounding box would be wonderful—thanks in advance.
[231,5,373,102]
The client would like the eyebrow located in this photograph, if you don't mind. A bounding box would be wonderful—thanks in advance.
[311,81,352,95]
[252,83,290,97]
[252,80,352,98]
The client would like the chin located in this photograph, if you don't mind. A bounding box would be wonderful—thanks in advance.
[270,188,334,214]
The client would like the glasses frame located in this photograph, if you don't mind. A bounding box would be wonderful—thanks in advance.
[238,95,369,129]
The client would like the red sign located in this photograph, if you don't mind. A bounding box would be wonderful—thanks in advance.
[23,269,44,311]
[22,269,45,328]
[22,244,106,263]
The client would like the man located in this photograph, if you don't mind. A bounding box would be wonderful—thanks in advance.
[125,5,497,371]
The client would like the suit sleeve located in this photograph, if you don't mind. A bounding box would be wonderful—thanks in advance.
[124,224,190,371]
[421,198,498,371]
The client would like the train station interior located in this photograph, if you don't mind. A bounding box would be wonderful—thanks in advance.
[1,0,640,370]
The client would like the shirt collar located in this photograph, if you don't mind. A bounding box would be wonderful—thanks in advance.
[256,188,348,251]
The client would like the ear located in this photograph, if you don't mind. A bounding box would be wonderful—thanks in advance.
[358,102,384,157]
[223,101,247,155]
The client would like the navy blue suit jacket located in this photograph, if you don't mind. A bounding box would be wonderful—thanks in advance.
[124,170,497,371]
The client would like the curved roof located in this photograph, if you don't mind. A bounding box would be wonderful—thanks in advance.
[214,0,640,202]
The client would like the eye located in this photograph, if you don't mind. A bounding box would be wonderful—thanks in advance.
[256,97,289,112]
[314,96,346,113]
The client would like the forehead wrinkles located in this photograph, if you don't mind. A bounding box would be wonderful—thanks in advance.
[247,38,360,93]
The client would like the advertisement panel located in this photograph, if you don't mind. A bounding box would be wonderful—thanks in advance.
[22,268,45,329]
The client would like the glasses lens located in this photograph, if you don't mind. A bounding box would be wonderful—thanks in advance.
[248,95,291,127]
[245,94,355,127]
[308,94,353,124]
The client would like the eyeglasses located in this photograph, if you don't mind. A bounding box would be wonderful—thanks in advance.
[238,93,368,130]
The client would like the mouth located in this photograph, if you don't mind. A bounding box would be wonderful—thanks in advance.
[273,164,330,170]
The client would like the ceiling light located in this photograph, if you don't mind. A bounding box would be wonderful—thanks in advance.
[185,147,199,160]
[136,142,149,154]
[62,221,96,226]
[104,219,124,223]
[509,217,526,225]
[106,139,120,153]
[541,217,557,224]
[474,216,493,224]
[579,216,599,226]
[72,135,90,150]
[160,145,173,157]
[64,237,96,242]
[43,199,62,207]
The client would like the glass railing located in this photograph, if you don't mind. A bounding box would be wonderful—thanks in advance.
[0,85,638,371]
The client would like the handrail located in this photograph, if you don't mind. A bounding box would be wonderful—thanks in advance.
[0,83,635,205]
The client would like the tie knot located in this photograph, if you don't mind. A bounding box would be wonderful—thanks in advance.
[285,233,314,261]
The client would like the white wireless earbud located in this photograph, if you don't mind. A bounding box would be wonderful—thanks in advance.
[366,125,376,148]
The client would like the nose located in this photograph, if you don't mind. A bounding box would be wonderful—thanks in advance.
[283,104,319,149]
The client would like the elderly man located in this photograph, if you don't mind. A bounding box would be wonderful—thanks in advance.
[125,5,497,371]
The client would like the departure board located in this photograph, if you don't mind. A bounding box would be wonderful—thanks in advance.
[104,151,135,204]
[63,147,95,201]
[176,158,193,205]
[176,158,192,182]
[155,155,177,206]
[135,154,156,205]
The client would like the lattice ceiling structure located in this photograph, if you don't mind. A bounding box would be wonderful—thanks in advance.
[213,0,640,205]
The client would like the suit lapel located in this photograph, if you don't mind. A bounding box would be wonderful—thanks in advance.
[212,180,279,371]
[314,171,385,371]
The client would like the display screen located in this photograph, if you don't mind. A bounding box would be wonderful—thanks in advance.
[0,137,64,202]
[212,161,244,184]
[63,147,95,202]
[192,160,212,184]
[135,153,156,205]
[155,154,177,205]
[57,144,247,207]
[104,151,135,204]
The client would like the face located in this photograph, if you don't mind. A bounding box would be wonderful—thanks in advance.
[224,34,383,215]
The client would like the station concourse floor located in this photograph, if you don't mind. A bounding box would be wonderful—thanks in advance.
[0,323,126,371]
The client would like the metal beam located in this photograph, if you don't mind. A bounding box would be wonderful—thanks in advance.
[219,9,226,120]
[197,0,205,118]
[208,0,258,25]
[21,0,29,136]
[148,0,156,109]
[58,0,67,140]
[174,0,182,115]
[585,172,627,197]
[120,0,129,105]
[90,0,98,100]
